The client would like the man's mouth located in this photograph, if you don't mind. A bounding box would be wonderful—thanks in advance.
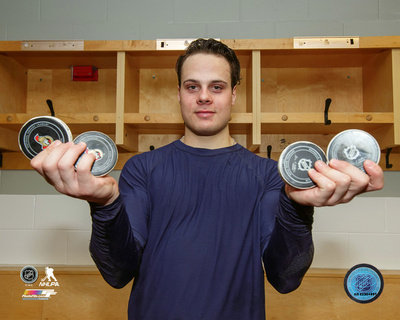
[195,110,215,118]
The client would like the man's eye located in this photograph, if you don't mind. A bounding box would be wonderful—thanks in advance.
[212,85,223,91]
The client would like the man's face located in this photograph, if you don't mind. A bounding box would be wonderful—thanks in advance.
[178,53,236,137]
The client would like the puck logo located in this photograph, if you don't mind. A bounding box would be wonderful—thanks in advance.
[278,141,327,189]
[34,133,54,150]
[20,266,39,284]
[344,145,360,160]
[344,264,384,303]
[327,129,380,173]
[73,131,118,176]
[298,158,312,171]
[19,116,73,159]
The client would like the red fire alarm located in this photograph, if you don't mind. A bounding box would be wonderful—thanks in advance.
[71,66,98,81]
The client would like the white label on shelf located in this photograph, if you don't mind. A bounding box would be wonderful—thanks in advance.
[156,39,196,50]
[293,37,359,49]
[156,38,220,50]
[21,40,84,51]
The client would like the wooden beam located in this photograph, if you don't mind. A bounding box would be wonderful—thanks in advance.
[247,50,261,152]
[392,49,400,145]
[115,52,126,147]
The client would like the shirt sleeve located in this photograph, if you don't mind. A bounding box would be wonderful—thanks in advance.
[261,162,314,294]
[89,155,150,289]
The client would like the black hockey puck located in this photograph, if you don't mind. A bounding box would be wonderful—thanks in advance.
[278,141,327,189]
[74,131,118,176]
[18,116,73,159]
[327,129,380,172]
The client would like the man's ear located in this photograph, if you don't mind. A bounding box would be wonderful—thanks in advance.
[231,86,237,105]
[177,85,181,102]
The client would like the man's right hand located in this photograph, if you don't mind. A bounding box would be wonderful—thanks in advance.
[30,140,119,206]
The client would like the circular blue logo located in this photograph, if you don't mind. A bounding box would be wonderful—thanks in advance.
[344,264,383,303]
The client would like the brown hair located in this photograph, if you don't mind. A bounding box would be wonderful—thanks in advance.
[175,38,241,90]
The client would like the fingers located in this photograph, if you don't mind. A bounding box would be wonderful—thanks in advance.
[30,140,95,194]
[363,160,384,192]
[296,158,384,207]
[308,160,352,205]
[74,146,98,193]
[30,140,63,175]
[29,140,119,204]
[32,141,75,188]
[328,158,370,191]
[57,142,95,193]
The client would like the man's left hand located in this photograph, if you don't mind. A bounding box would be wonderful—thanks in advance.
[286,159,384,207]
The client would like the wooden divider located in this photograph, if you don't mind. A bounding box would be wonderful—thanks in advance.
[1,267,399,319]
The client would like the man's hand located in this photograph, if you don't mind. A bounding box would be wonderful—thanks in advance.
[286,159,384,207]
[30,140,119,206]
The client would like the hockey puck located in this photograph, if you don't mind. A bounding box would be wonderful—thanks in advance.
[278,141,327,189]
[327,129,380,172]
[74,131,118,176]
[344,264,384,304]
[18,116,73,159]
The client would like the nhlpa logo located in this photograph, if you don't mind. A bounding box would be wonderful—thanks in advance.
[39,267,59,287]
[34,133,54,149]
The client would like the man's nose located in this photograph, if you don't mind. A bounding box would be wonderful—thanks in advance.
[198,88,212,104]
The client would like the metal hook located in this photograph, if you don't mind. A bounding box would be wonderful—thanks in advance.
[324,98,332,125]
[46,99,55,117]
[386,148,393,169]
[267,145,272,159]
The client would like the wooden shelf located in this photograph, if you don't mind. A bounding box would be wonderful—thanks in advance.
[1,37,400,170]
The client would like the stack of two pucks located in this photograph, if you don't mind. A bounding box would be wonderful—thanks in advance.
[18,116,118,176]
[278,129,381,189]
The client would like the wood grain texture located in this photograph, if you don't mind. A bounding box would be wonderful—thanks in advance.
[0,268,398,320]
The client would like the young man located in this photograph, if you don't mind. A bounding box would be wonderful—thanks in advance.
[31,39,384,319]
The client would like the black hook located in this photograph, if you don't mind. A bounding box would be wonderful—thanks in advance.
[149,145,155,151]
[324,98,332,125]
[46,99,55,117]
[267,145,272,159]
[386,148,393,169]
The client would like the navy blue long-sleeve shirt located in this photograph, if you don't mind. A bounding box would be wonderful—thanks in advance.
[90,140,314,320]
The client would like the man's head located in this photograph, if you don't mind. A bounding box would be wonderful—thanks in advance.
[175,38,241,90]
[176,42,238,140]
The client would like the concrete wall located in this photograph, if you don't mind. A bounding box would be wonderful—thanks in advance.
[1,0,400,40]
